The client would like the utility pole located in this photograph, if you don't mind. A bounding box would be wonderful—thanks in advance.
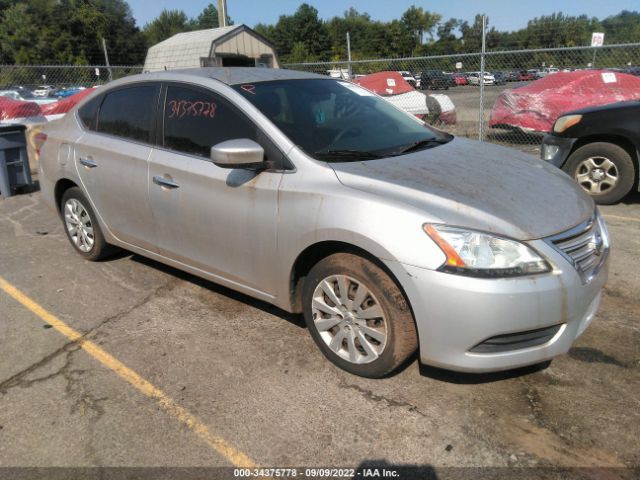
[346,32,352,80]
[478,15,486,142]
[101,37,113,82]
[217,0,228,27]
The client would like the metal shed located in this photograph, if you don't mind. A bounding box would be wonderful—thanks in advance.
[143,24,280,72]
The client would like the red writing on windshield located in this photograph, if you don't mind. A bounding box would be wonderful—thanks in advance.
[168,100,217,119]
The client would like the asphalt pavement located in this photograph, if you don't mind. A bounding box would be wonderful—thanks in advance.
[0,189,638,479]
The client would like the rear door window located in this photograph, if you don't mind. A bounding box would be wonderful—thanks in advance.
[77,95,101,131]
[162,85,257,158]
[97,85,159,143]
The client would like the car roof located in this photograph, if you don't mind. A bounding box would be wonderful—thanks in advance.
[128,67,327,86]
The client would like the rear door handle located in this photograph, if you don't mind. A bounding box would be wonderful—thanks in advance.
[79,157,97,168]
[153,175,180,189]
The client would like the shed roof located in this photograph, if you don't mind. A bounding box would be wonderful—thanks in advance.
[144,25,262,71]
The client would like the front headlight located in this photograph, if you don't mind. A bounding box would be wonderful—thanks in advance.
[424,225,551,277]
[553,114,582,133]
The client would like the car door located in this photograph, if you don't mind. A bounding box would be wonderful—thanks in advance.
[148,83,284,297]
[74,84,160,250]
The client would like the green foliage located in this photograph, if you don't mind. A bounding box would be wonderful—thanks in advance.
[141,3,234,45]
[401,6,441,48]
[0,0,147,65]
[143,9,190,45]
[261,7,640,64]
[0,1,638,70]
[267,3,331,62]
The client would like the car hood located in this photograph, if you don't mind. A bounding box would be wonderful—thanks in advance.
[329,137,594,240]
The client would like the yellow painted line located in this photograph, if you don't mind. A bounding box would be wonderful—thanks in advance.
[603,214,640,223]
[0,275,258,469]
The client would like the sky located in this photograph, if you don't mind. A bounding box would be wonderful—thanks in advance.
[128,0,639,31]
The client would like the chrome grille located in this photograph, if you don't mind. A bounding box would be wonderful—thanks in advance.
[546,215,608,281]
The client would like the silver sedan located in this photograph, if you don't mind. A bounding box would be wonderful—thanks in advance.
[38,68,609,377]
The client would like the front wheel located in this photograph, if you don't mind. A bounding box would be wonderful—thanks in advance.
[563,142,635,205]
[302,253,418,378]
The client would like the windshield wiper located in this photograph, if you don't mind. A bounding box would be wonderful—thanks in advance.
[314,149,382,161]
[392,138,450,155]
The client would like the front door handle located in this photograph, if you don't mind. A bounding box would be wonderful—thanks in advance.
[79,157,97,168]
[153,175,180,189]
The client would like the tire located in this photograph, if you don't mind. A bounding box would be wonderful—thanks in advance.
[302,253,418,378]
[563,142,635,205]
[425,96,442,125]
[60,187,114,261]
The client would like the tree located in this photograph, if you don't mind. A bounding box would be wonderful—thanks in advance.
[0,0,147,65]
[189,3,233,29]
[265,4,330,61]
[601,10,640,44]
[401,6,441,50]
[143,9,190,45]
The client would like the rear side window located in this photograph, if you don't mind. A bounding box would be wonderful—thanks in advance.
[163,85,257,157]
[77,95,101,130]
[97,85,158,143]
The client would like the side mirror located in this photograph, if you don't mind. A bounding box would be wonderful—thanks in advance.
[210,139,265,169]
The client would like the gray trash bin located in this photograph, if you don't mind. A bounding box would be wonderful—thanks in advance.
[0,124,32,198]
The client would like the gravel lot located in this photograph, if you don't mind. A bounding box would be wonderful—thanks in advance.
[0,184,638,479]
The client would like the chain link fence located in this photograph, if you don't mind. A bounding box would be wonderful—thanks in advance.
[0,65,143,93]
[284,43,640,155]
[1,43,640,156]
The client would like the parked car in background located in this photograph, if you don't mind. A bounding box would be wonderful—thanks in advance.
[38,67,608,377]
[419,70,449,90]
[353,71,456,125]
[33,85,56,97]
[490,70,640,133]
[467,72,495,85]
[397,70,417,87]
[528,69,542,79]
[327,68,350,80]
[451,73,468,86]
[0,94,47,124]
[622,66,640,77]
[451,73,467,86]
[541,100,640,204]
[493,72,507,85]
[0,89,57,105]
[538,67,560,77]
[518,70,536,81]
[505,71,520,82]
[54,87,86,98]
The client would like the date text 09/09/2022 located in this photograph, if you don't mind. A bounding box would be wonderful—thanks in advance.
[233,468,399,478]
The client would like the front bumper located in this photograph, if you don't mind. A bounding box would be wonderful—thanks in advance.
[384,238,608,373]
[541,134,577,168]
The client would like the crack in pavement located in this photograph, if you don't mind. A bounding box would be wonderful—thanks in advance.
[0,277,179,395]
[337,379,430,418]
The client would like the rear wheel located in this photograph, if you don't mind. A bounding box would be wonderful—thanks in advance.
[302,253,418,378]
[563,142,635,204]
[60,187,114,261]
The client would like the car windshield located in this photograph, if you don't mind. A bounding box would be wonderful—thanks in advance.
[232,79,450,161]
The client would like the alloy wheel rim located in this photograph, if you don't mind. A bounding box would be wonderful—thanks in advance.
[64,198,94,253]
[311,274,387,364]
[575,156,619,195]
